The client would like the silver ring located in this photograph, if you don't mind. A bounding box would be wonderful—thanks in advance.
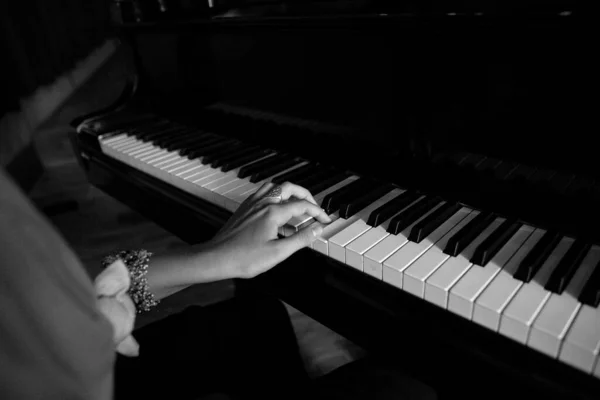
[262,185,283,202]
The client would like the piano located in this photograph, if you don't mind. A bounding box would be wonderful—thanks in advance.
[70,3,598,399]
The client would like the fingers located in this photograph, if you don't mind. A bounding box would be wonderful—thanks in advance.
[269,222,324,261]
[250,182,275,201]
[277,182,318,205]
[266,199,331,226]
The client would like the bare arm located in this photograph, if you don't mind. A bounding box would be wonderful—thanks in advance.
[143,182,330,301]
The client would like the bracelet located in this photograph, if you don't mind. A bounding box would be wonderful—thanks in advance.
[101,249,160,313]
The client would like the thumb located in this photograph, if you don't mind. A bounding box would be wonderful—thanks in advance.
[274,223,324,258]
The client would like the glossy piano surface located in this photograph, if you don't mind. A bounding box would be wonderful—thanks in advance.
[70,5,599,399]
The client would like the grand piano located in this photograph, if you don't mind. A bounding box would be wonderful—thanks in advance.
[70,1,597,398]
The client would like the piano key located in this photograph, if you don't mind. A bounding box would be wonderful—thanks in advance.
[545,240,592,294]
[559,300,600,373]
[443,212,496,257]
[448,224,532,319]
[179,136,227,156]
[402,210,479,297]
[366,191,422,227]
[346,227,390,273]
[499,236,572,343]
[408,203,462,244]
[312,189,403,256]
[159,158,189,171]
[202,143,252,165]
[236,153,287,178]
[270,162,321,185]
[188,139,239,160]
[475,157,501,172]
[210,145,262,167]
[338,184,396,219]
[177,163,210,179]
[165,132,218,152]
[111,138,142,150]
[139,126,185,142]
[221,150,276,172]
[361,207,469,279]
[166,160,201,174]
[250,158,304,183]
[302,170,353,196]
[472,228,545,331]
[386,196,444,235]
[282,176,361,236]
[155,129,200,148]
[328,220,372,263]
[151,154,181,167]
[528,243,599,358]
[579,259,600,307]
[124,143,156,156]
[471,219,522,267]
[381,202,456,287]
[424,218,505,308]
[321,178,379,215]
[514,231,563,282]
[295,167,344,191]
[136,148,166,160]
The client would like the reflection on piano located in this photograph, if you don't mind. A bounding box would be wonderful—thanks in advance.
[71,5,597,399]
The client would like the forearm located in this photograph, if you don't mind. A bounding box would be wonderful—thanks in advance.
[145,242,238,300]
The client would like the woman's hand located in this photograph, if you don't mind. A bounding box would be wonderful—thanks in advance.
[210,181,331,279]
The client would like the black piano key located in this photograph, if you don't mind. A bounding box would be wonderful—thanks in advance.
[188,139,240,160]
[544,240,592,294]
[295,167,340,189]
[579,259,600,307]
[202,143,249,165]
[155,129,203,148]
[211,145,262,167]
[166,132,214,151]
[270,163,320,185]
[139,126,185,142]
[367,191,421,227]
[92,114,163,134]
[250,159,304,183]
[408,202,462,243]
[238,153,289,179]
[221,150,276,172]
[387,196,443,235]
[338,184,396,219]
[302,170,351,196]
[443,212,496,257]
[127,120,172,137]
[179,136,228,156]
[321,178,379,215]
[513,231,562,282]
[471,219,522,266]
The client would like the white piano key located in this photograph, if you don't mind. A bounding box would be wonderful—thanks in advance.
[382,208,473,292]
[424,218,505,308]
[110,137,138,149]
[151,154,180,167]
[381,202,449,287]
[126,144,156,156]
[159,158,189,170]
[473,228,545,331]
[528,243,599,358]
[328,220,371,264]
[186,167,218,182]
[192,170,224,186]
[113,141,146,153]
[136,148,165,160]
[312,190,402,256]
[448,224,532,319]
[167,160,199,174]
[499,236,573,343]
[140,149,169,162]
[359,195,427,279]
[121,142,154,154]
[346,227,389,272]
[177,164,209,178]
[559,303,600,373]
[224,183,256,211]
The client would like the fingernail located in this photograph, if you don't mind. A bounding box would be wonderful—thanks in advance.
[312,225,324,237]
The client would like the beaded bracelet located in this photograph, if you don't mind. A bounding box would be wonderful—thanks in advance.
[101,249,160,313]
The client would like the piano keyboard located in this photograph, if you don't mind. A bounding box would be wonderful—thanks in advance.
[92,116,600,379]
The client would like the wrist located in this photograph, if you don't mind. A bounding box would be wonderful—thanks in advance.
[191,240,243,281]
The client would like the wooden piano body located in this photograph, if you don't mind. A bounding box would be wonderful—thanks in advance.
[70,6,599,399]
